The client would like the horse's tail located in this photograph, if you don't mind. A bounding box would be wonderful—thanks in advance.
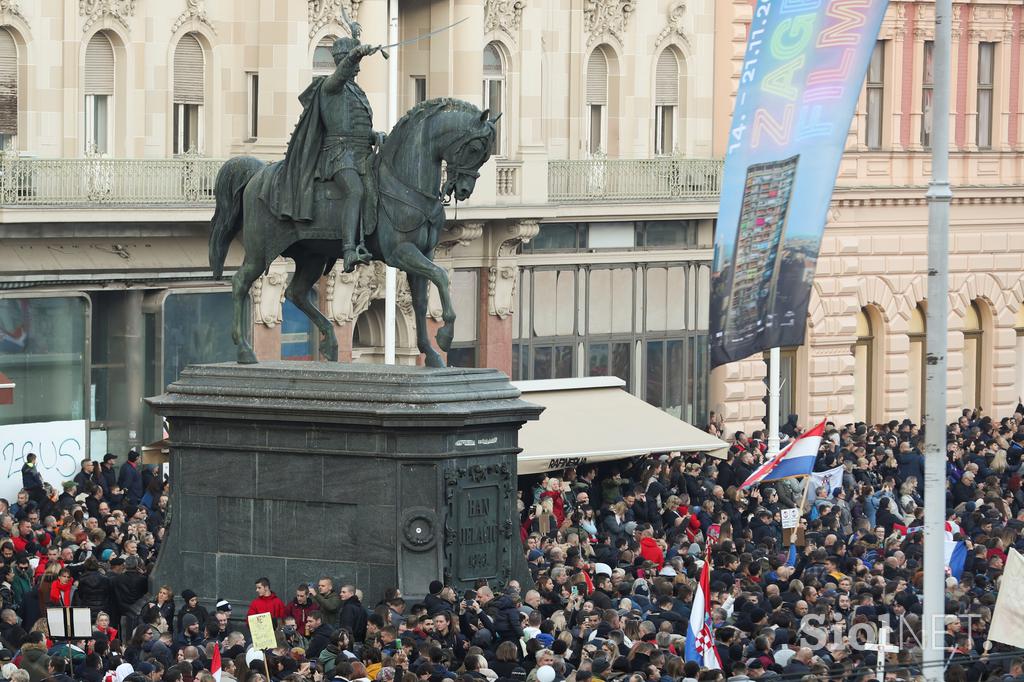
[210,156,265,279]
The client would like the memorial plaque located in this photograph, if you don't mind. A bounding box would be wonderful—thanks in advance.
[444,461,516,587]
[456,485,500,580]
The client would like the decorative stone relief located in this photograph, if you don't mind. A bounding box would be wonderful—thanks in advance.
[584,0,636,46]
[484,0,525,40]
[80,0,136,32]
[0,0,25,22]
[308,0,361,39]
[489,220,539,320]
[655,1,688,47]
[249,262,289,328]
[435,222,484,259]
[172,0,216,35]
[323,261,413,326]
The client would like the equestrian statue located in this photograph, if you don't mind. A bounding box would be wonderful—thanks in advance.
[208,17,498,368]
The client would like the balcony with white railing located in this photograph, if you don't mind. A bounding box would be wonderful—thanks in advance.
[547,157,724,203]
[0,155,725,211]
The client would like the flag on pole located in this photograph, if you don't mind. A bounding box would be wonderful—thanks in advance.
[807,464,845,497]
[210,642,222,682]
[685,550,722,670]
[740,420,826,489]
[894,521,966,579]
[990,548,1024,649]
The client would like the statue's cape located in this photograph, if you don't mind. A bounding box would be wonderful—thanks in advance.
[264,77,326,222]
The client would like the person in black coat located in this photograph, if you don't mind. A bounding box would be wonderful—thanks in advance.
[483,592,522,643]
[117,452,144,506]
[175,590,208,635]
[337,586,367,643]
[73,558,111,619]
[305,612,335,660]
[111,557,149,635]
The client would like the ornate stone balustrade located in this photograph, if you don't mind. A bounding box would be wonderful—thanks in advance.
[547,157,724,203]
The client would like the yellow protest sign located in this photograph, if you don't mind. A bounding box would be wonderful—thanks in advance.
[247,613,277,651]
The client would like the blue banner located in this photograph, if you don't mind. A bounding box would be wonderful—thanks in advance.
[709,0,889,368]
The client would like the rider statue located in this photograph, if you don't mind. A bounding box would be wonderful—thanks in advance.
[265,20,385,273]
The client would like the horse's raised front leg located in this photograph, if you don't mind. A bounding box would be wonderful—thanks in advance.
[232,259,264,364]
[388,242,456,354]
[408,272,446,368]
[287,254,339,361]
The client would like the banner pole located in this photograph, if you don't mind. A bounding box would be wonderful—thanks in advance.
[767,346,781,456]
[923,0,952,679]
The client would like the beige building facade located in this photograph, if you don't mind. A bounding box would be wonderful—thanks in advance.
[2,0,1019,458]
[0,0,722,456]
[711,0,1024,434]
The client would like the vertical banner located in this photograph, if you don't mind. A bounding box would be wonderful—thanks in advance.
[709,0,889,368]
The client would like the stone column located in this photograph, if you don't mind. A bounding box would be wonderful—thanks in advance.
[249,259,289,361]
[479,220,539,375]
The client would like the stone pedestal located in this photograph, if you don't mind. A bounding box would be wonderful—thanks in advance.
[146,362,541,604]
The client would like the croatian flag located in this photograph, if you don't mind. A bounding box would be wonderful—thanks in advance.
[739,420,826,488]
[684,551,722,670]
[210,642,222,682]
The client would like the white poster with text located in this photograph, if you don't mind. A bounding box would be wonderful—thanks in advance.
[0,420,87,501]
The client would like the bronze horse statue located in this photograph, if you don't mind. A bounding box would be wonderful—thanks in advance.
[208,98,498,367]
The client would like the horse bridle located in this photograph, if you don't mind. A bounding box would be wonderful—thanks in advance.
[438,130,490,204]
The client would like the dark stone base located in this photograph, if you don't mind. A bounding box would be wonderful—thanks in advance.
[146,362,541,606]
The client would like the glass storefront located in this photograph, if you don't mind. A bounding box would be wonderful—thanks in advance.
[0,296,88,426]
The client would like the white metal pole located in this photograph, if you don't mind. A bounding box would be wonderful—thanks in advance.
[767,346,781,456]
[922,0,952,679]
[384,0,399,365]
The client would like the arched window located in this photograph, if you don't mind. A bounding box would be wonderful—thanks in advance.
[313,37,335,78]
[907,303,926,423]
[962,301,983,410]
[0,28,17,150]
[654,49,679,155]
[84,32,115,155]
[482,43,504,155]
[173,33,205,155]
[853,307,880,423]
[586,47,609,155]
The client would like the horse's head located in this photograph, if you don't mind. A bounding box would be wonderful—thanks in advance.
[438,108,501,203]
[382,99,501,203]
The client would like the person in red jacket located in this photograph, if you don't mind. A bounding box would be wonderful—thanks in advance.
[637,527,665,570]
[248,577,287,622]
[285,583,320,625]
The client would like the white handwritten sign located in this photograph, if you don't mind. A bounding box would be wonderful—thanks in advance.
[0,420,86,501]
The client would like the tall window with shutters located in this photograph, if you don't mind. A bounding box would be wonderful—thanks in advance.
[84,32,114,156]
[172,34,205,155]
[482,43,504,155]
[977,42,995,149]
[865,41,884,150]
[654,49,679,155]
[0,29,16,150]
[313,37,335,78]
[586,47,609,155]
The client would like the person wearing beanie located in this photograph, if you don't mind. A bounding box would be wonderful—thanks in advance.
[423,580,451,616]
[175,590,208,635]
[117,451,143,506]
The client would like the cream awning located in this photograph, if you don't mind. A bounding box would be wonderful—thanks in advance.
[513,377,728,475]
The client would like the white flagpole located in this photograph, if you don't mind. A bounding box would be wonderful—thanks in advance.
[767,346,781,456]
[384,0,399,365]
[922,0,952,679]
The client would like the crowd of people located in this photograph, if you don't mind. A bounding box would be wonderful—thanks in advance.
[1,407,1023,682]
